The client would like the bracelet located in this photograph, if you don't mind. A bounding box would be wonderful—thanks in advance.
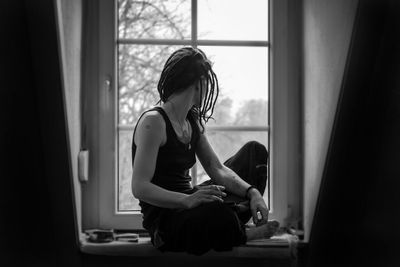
[245,185,256,199]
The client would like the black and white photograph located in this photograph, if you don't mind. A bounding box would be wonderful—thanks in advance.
[1,0,400,266]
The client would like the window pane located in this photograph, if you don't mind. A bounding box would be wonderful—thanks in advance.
[196,130,269,199]
[118,130,138,211]
[198,0,269,41]
[118,129,270,211]
[118,45,183,125]
[118,44,183,211]
[199,46,269,126]
[118,0,191,40]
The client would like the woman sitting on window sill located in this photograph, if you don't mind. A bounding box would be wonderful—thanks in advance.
[131,47,279,256]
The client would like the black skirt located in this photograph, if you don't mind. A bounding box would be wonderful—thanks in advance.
[154,141,269,255]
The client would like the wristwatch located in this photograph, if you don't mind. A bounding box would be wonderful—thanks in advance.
[245,185,256,199]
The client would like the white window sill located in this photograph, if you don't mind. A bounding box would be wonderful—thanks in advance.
[79,233,299,259]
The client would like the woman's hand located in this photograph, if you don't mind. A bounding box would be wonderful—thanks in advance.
[248,189,269,226]
[184,185,227,209]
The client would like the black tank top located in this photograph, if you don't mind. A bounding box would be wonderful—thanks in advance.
[131,106,200,231]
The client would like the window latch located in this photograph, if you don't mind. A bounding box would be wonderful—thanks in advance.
[103,75,112,109]
[104,76,112,92]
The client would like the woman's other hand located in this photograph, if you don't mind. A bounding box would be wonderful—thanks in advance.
[248,189,269,226]
[184,185,227,209]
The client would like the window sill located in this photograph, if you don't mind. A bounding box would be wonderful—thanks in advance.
[79,233,299,259]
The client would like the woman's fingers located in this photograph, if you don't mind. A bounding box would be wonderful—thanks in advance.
[251,206,259,224]
[255,210,268,226]
[191,185,227,207]
[188,190,225,209]
[260,208,269,223]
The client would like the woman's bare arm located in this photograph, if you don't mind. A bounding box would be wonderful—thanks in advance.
[131,112,225,210]
[195,132,269,223]
[131,112,188,209]
[195,133,253,197]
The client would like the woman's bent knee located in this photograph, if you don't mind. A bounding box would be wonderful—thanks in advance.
[244,140,268,153]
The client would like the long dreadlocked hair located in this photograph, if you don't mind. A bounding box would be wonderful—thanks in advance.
[157,47,219,133]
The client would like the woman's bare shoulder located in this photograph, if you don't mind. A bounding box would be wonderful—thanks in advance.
[137,110,165,132]
[134,110,167,147]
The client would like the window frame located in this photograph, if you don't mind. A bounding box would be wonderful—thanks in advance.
[89,0,292,230]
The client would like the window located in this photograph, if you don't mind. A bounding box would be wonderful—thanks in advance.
[90,0,292,230]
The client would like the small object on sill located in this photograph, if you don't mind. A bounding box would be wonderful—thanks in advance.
[85,229,114,243]
[84,229,140,243]
[115,233,139,242]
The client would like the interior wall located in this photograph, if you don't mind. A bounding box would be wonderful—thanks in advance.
[55,0,83,233]
[81,0,101,230]
[302,0,358,241]
[270,0,302,227]
[286,0,302,228]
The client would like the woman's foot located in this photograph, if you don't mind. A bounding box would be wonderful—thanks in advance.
[245,220,280,241]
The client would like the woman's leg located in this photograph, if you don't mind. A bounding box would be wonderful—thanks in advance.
[245,220,280,241]
[224,141,268,224]
[158,201,247,255]
[197,140,268,194]
[223,140,269,197]
[198,141,269,224]
[157,201,280,255]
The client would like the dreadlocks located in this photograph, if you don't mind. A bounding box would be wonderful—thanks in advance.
[157,47,219,133]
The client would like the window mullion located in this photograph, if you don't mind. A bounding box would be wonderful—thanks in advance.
[190,0,198,184]
[118,125,269,132]
[191,0,197,48]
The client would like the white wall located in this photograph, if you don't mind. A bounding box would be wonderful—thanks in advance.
[55,0,83,233]
[270,0,302,227]
[302,0,358,241]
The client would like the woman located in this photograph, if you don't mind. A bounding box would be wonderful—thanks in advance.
[131,47,279,255]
